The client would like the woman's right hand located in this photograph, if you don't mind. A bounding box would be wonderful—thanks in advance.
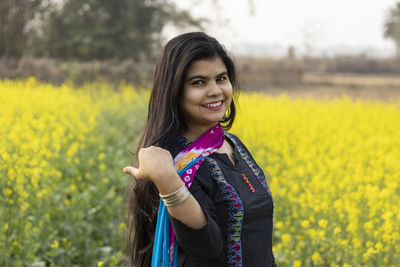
[124,147,207,229]
[123,146,177,184]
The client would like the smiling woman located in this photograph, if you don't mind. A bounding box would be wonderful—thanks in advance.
[180,57,233,141]
[123,32,276,267]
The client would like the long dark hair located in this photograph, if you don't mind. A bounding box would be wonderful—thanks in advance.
[125,32,239,266]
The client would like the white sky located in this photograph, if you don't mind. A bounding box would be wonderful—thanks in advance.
[168,0,399,57]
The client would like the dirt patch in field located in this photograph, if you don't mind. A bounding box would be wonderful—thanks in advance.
[254,73,400,103]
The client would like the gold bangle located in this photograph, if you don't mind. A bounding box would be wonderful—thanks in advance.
[159,184,190,207]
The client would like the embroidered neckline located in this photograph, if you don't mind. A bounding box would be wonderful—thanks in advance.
[225,133,274,206]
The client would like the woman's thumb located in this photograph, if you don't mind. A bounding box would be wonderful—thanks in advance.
[123,166,139,177]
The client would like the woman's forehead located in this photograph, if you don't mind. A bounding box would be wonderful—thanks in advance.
[186,57,227,76]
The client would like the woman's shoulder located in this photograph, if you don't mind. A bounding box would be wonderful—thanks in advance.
[224,132,246,148]
[224,131,239,141]
[224,132,256,160]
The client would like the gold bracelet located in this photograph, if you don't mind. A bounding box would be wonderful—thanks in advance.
[159,184,190,207]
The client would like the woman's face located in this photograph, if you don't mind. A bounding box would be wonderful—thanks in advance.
[180,56,233,133]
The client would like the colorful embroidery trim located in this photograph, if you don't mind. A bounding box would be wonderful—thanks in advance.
[207,157,243,267]
[240,174,255,192]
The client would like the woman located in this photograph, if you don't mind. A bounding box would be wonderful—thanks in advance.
[124,32,276,267]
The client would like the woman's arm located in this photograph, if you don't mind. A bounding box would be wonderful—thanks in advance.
[156,171,207,229]
[170,164,224,259]
[123,146,207,229]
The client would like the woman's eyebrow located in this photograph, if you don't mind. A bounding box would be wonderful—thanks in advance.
[187,71,228,82]
[187,75,207,82]
[217,71,228,77]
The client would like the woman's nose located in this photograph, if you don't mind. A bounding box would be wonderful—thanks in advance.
[207,81,222,96]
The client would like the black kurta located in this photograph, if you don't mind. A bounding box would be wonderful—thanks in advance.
[166,133,276,267]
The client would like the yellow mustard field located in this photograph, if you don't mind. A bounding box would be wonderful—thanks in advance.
[0,78,148,266]
[231,94,400,266]
[1,78,399,266]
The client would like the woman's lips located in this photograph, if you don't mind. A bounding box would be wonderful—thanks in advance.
[202,101,223,110]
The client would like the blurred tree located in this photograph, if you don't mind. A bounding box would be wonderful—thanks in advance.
[32,0,203,60]
[384,2,400,57]
[0,0,48,58]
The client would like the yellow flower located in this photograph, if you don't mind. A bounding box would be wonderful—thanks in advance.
[99,163,106,171]
[51,240,59,249]
[375,242,383,251]
[364,221,373,231]
[97,261,104,267]
[363,247,377,261]
[98,153,105,161]
[293,260,302,267]
[70,184,77,192]
[312,252,322,265]
[4,189,12,196]
[300,220,310,228]
[275,221,283,229]
[119,222,126,232]
[318,219,328,228]
[281,233,291,244]
[333,227,342,235]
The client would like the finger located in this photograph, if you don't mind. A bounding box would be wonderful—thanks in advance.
[123,166,139,176]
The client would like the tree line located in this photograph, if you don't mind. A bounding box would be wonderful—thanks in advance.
[0,0,202,60]
[1,1,400,60]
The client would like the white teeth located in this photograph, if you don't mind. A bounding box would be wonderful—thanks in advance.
[204,101,222,108]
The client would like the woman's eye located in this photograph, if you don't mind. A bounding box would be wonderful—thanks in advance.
[192,80,205,86]
[216,76,227,82]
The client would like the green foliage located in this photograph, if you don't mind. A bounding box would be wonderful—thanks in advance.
[384,2,400,53]
[0,0,46,58]
[0,0,203,60]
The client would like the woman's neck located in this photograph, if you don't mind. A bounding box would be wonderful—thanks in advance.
[182,123,218,141]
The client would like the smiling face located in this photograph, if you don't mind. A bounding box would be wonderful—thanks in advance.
[180,56,233,139]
